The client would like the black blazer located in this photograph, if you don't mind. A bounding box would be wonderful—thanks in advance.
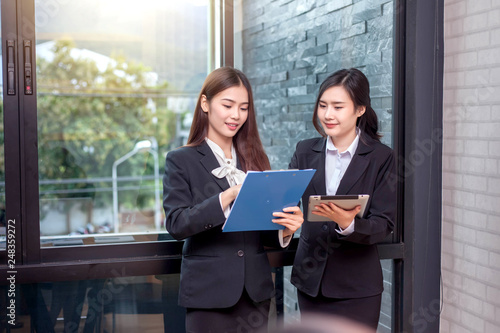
[162,141,279,309]
[289,135,396,298]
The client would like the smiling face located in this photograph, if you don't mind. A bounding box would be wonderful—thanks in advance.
[201,84,249,149]
[317,85,365,149]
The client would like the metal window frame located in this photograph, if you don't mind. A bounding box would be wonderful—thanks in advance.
[400,0,443,332]
[2,0,23,267]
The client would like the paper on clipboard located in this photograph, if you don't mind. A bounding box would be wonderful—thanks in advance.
[222,169,315,232]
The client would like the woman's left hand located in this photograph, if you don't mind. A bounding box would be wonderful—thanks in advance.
[312,202,360,230]
[272,206,303,238]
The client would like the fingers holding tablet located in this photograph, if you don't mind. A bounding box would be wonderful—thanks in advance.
[307,195,369,222]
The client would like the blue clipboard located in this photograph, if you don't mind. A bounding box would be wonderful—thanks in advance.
[223,169,316,232]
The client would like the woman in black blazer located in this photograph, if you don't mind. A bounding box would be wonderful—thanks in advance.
[289,68,396,330]
[163,67,303,333]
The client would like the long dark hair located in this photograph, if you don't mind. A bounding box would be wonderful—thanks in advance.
[187,67,270,172]
[312,68,381,142]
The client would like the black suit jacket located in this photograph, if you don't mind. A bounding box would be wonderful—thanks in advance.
[289,135,396,298]
[162,141,279,308]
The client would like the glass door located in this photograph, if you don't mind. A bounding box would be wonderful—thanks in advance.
[233,0,400,331]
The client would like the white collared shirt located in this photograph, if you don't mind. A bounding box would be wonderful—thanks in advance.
[325,131,360,235]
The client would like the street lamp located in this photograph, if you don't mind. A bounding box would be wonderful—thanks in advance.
[112,138,160,233]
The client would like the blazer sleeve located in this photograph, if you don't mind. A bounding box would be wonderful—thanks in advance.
[338,150,396,245]
[162,151,226,240]
[288,141,300,170]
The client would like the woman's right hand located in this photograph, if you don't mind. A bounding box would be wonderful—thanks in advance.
[220,184,242,210]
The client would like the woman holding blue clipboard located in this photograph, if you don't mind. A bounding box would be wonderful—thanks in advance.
[162,67,303,333]
[289,68,396,330]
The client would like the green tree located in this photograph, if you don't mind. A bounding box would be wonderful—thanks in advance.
[37,40,176,210]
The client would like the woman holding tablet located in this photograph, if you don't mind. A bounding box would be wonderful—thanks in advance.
[289,68,396,330]
[163,67,303,333]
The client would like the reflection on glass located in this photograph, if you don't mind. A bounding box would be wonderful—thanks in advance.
[234,0,395,170]
[35,0,210,245]
[0,274,184,332]
[235,1,396,332]
[283,260,393,332]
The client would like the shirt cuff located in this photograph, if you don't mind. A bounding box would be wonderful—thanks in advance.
[218,193,231,218]
[278,229,292,248]
[336,219,355,236]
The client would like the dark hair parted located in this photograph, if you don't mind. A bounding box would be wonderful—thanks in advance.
[187,67,270,172]
[312,68,381,142]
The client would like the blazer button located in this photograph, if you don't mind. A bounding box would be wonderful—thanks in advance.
[237,250,244,257]
[205,224,213,229]
[322,224,328,231]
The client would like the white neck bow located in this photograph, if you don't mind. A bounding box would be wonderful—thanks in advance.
[205,138,246,185]
[212,163,246,185]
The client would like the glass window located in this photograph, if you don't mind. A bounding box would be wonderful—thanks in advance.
[234,0,396,330]
[283,260,393,332]
[3,274,184,332]
[234,0,394,169]
[35,0,211,246]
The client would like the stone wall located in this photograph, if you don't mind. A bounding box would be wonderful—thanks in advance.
[238,0,394,169]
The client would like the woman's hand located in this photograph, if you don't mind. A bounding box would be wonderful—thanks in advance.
[272,206,304,238]
[312,203,360,230]
[220,184,242,210]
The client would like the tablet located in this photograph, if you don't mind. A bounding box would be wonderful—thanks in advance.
[307,194,370,222]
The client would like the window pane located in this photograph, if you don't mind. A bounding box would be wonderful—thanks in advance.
[235,1,396,331]
[2,274,184,332]
[234,0,394,169]
[35,0,211,246]
[283,260,394,331]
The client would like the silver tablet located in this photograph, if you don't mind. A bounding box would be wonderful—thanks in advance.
[307,194,370,222]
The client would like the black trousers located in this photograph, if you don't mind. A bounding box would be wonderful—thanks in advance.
[186,289,270,333]
[297,290,382,330]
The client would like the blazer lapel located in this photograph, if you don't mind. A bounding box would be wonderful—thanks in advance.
[310,138,327,195]
[336,137,375,195]
[197,141,231,191]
